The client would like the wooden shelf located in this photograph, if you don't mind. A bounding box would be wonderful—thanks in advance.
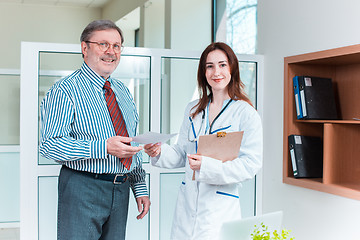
[283,44,360,201]
[283,176,360,200]
[296,120,360,124]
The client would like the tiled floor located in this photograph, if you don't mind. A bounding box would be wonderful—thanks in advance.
[0,228,19,240]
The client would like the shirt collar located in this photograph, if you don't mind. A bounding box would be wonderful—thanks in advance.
[80,62,110,91]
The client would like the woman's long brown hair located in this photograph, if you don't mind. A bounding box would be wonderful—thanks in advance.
[191,42,253,118]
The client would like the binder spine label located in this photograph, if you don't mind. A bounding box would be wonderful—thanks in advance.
[304,77,312,86]
[290,149,298,176]
[300,90,307,117]
[295,93,300,117]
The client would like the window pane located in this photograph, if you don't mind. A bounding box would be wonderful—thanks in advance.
[239,178,255,217]
[38,176,58,240]
[39,52,83,72]
[0,152,19,222]
[126,174,150,239]
[240,61,257,107]
[0,75,20,145]
[161,57,199,138]
[160,173,185,240]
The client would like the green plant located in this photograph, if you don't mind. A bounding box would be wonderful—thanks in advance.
[251,222,295,240]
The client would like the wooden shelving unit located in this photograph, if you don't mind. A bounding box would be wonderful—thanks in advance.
[283,44,360,200]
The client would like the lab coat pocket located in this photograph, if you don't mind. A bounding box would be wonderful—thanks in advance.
[213,188,242,221]
[215,191,239,199]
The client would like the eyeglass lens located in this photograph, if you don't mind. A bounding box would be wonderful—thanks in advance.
[99,42,122,53]
[87,41,123,53]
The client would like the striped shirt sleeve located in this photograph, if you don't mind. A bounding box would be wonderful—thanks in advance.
[40,87,107,162]
[128,166,148,198]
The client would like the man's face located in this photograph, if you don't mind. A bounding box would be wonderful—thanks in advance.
[81,29,122,79]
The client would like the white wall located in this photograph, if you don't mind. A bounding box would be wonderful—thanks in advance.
[102,0,147,23]
[257,0,360,239]
[144,0,165,48]
[0,3,101,69]
[171,0,212,51]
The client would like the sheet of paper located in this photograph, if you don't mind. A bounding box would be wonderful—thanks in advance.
[132,132,177,144]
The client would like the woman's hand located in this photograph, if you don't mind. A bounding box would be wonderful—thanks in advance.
[144,142,161,157]
[188,154,202,171]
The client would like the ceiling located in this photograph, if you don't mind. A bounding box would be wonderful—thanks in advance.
[0,0,140,30]
[0,0,112,8]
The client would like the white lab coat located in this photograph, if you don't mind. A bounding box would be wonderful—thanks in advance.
[151,99,263,240]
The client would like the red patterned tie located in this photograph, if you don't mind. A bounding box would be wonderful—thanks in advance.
[103,81,132,170]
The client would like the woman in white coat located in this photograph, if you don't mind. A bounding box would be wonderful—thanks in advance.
[144,42,263,240]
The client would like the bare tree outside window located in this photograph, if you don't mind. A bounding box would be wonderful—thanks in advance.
[215,0,257,54]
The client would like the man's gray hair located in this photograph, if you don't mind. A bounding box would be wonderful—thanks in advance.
[80,19,124,44]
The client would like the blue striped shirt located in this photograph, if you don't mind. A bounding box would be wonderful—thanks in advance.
[39,63,148,198]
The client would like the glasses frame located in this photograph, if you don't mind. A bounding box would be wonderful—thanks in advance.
[85,41,124,53]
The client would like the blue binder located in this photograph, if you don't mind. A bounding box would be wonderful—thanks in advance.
[292,76,303,119]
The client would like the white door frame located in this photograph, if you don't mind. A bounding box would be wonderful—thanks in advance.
[20,41,264,240]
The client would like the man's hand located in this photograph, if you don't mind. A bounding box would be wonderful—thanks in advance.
[144,142,161,157]
[107,136,143,159]
[136,196,151,220]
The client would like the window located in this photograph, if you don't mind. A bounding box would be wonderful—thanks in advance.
[214,0,257,54]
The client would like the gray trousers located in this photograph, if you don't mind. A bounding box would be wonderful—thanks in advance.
[57,166,130,240]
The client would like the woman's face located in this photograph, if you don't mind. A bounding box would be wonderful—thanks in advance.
[205,49,231,93]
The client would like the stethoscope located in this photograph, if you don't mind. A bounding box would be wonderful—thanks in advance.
[188,99,233,151]
[188,110,205,143]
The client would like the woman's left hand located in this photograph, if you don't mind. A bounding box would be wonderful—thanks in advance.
[144,142,161,157]
[188,154,202,171]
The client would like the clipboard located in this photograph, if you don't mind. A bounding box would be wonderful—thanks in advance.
[192,131,244,180]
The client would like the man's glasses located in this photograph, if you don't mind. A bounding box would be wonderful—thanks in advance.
[86,41,124,53]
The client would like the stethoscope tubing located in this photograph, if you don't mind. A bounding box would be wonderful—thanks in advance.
[188,99,233,152]
[188,111,205,152]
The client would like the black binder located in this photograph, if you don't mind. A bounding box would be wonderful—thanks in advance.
[288,135,323,178]
[297,76,338,120]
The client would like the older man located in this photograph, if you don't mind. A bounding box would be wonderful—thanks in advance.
[40,20,150,240]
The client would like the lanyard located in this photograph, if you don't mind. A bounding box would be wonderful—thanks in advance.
[208,99,233,134]
[188,99,233,151]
